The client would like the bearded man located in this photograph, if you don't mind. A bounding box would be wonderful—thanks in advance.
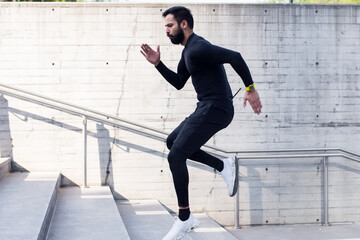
[141,6,262,240]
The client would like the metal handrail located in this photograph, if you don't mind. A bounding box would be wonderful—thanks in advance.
[0,87,167,141]
[1,83,360,228]
[2,84,359,156]
[235,152,360,162]
[0,83,225,154]
[233,151,360,228]
[0,83,169,135]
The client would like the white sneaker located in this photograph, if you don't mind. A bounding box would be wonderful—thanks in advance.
[162,213,200,240]
[220,156,239,197]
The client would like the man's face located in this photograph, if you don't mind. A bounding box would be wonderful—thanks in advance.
[164,14,184,45]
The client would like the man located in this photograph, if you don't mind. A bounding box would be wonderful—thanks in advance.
[140,6,262,240]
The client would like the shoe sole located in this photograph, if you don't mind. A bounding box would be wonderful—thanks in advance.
[176,218,200,240]
[230,157,239,197]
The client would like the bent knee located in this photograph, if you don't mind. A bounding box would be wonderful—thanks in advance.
[167,147,187,168]
[166,136,174,150]
[167,149,177,167]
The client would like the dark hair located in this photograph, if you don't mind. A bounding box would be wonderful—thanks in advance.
[162,6,194,29]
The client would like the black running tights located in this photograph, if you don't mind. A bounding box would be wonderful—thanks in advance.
[166,101,234,207]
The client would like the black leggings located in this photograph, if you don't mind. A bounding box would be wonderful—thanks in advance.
[166,101,234,207]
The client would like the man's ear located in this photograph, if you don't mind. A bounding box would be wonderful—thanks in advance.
[180,20,188,30]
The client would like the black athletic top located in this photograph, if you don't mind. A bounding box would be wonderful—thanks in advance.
[155,33,253,102]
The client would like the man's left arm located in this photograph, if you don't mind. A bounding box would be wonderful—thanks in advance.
[192,42,262,114]
[191,42,253,87]
[243,90,262,114]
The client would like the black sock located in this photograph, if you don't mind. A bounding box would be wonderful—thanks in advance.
[178,208,190,221]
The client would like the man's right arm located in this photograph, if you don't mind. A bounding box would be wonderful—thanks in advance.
[155,57,190,90]
[141,44,190,90]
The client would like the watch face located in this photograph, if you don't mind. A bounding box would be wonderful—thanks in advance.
[249,85,254,91]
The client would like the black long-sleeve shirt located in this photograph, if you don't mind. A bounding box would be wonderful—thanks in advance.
[156,33,253,102]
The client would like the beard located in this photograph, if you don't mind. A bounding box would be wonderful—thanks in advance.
[168,27,184,45]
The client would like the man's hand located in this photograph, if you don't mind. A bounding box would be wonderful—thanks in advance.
[141,44,160,66]
[243,90,262,114]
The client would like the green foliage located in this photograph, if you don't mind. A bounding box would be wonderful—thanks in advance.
[266,0,360,3]
[296,0,360,3]
[7,0,79,2]
[4,0,360,3]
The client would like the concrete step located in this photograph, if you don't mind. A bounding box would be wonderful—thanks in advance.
[47,186,130,240]
[0,171,60,240]
[116,199,237,240]
[116,199,191,240]
[191,213,238,240]
[0,157,10,181]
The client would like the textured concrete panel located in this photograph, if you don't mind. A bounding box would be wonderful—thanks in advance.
[0,3,359,226]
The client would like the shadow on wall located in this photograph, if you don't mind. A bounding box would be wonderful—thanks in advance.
[240,164,263,225]
[5,104,216,187]
[0,95,13,161]
[96,123,114,186]
[248,166,263,225]
[7,105,167,178]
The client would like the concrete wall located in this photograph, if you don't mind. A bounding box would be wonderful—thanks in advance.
[0,3,359,226]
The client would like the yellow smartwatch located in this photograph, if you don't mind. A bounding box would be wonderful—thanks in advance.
[246,84,255,92]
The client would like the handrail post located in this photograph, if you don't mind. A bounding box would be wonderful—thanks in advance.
[235,156,240,229]
[83,115,88,188]
[323,156,329,226]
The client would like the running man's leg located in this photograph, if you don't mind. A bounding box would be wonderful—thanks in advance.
[166,104,233,173]
[168,126,224,172]
[162,102,235,240]
[167,145,190,208]
[167,102,234,208]
[189,150,224,172]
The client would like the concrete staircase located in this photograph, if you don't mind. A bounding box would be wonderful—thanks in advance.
[0,158,237,240]
[116,199,238,240]
[0,158,130,240]
[0,158,60,240]
[47,186,130,240]
[2,158,360,240]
